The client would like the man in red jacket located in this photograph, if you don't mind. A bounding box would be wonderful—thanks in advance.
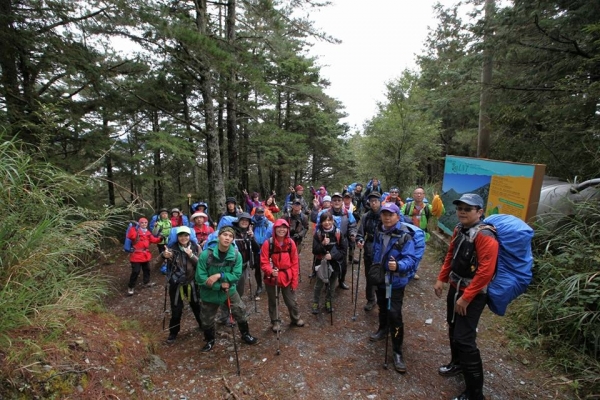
[260,219,304,332]
[127,217,162,295]
[434,194,498,400]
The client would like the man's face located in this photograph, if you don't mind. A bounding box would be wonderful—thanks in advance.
[322,201,331,209]
[369,198,381,212]
[380,210,399,229]
[456,202,483,226]
[227,202,236,211]
[373,179,379,187]
[195,216,206,225]
[413,188,425,202]
[331,197,343,210]
[355,185,363,194]
[292,203,302,213]
[218,231,234,247]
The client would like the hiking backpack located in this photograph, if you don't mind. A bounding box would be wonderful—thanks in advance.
[480,214,534,316]
[403,200,431,222]
[267,237,294,258]
[123,222,139,253]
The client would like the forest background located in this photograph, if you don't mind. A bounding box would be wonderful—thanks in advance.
[0,0,598,397]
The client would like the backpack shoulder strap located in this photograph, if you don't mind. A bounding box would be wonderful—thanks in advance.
[403,201,412,216]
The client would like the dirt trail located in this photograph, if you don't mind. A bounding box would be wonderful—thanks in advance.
[104,238,571,400]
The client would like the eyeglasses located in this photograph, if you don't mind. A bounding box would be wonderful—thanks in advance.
[456,206,476,212]
[390,191,399,194]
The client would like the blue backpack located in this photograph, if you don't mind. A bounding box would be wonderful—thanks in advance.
[123,222,139,253]
[400,222,426,277]
[480,214,534,316]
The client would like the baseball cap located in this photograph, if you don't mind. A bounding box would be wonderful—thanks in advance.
[453,193,484,208]
[255,206,265,214]
[367,192,381,199]
[292,199,302,205]
[322,195,332,202]
[380,203,400,214]
[331,192,343,199]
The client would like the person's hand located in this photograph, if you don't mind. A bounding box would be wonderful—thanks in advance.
[322,236,330,246]
[388,256,397,271]
[350,235,356,243]
[344,185,348,190]
[434,280,444,298]
[313,197,320,208]
[242,189,248,195]
[271,190,276,196]
[325,252,332,261]
[184,247,193,257]
[163,248,172,259]
[272,268,278,277]
[356,240,364,249]
[221,282,230,292]
[455,297,469,316]
[205,273,221,288]
[289,186,295,193]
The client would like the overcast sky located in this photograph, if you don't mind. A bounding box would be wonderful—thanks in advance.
[307,0,457,131]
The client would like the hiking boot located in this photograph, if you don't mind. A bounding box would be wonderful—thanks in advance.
[241,332,258,345]
[272,321,281,332]
[325,301,333,313]
[308,272,316,279]
[311,302,320,314]
[369,328,388,342]
[364,300,377,311]
[127,287,134,296]
[201,328,215,352]
[393,351,407,373]
[439,362,462,377]
[353,258,360,263]
[238,321,258,345]
[292,319,305,327]
[451,390,486,400]
[201,340,215,352]
[254,286,263,296]
[338,282,350,290]
[413,273,420,280]
[144,282,156,288]
[166,333,177,344]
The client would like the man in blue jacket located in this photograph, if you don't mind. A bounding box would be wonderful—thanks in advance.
[251,207,273,297]
[370,202,419,373]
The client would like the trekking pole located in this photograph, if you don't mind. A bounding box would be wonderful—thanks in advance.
[327,261,334,326]
[383,271,391,370]
[309,255,316,284]
[352,249,363,321]
[247,241,258,312]
[351,249,354,303]
[274,270,281,355]
[162,282,168,331]
[226,290,241,376]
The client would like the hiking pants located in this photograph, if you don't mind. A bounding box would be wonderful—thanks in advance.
[128,262,150,288]
[253,251,263,290]
[266,284,300,324]
[375,286,405,331]
[200,291,247,332]
[446,285,487,356]
[216,270,247,324]
[363,241,376,302]
[313,271,339,304]
[169,282,202,336]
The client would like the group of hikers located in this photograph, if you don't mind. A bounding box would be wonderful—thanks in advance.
[124,178,496,400]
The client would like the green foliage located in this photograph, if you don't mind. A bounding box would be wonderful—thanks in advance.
[0,139,123,346]
[513,199,600,395]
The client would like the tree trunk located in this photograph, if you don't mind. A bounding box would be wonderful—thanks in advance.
[196,0,226,216]
[152,110,163,208]
[226,0,238,182]
[103,116,115,206]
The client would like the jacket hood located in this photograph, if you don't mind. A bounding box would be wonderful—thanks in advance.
[272,218,290,237]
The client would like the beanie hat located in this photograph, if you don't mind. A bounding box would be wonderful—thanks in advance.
[226,197,237,204]
[219,226,236,236]
[158,208,168,214]
[295,185,304,191]
[171,208,180,214]
[138,217,148,223]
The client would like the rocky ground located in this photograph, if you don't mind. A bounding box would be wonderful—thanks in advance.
[102,236,572,400]
[0,235,575,399]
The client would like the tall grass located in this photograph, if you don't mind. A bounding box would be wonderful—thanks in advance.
[513,198,600,395]
[0,139,123,346]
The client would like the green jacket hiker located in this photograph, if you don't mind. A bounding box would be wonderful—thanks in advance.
[195,242,241,305]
